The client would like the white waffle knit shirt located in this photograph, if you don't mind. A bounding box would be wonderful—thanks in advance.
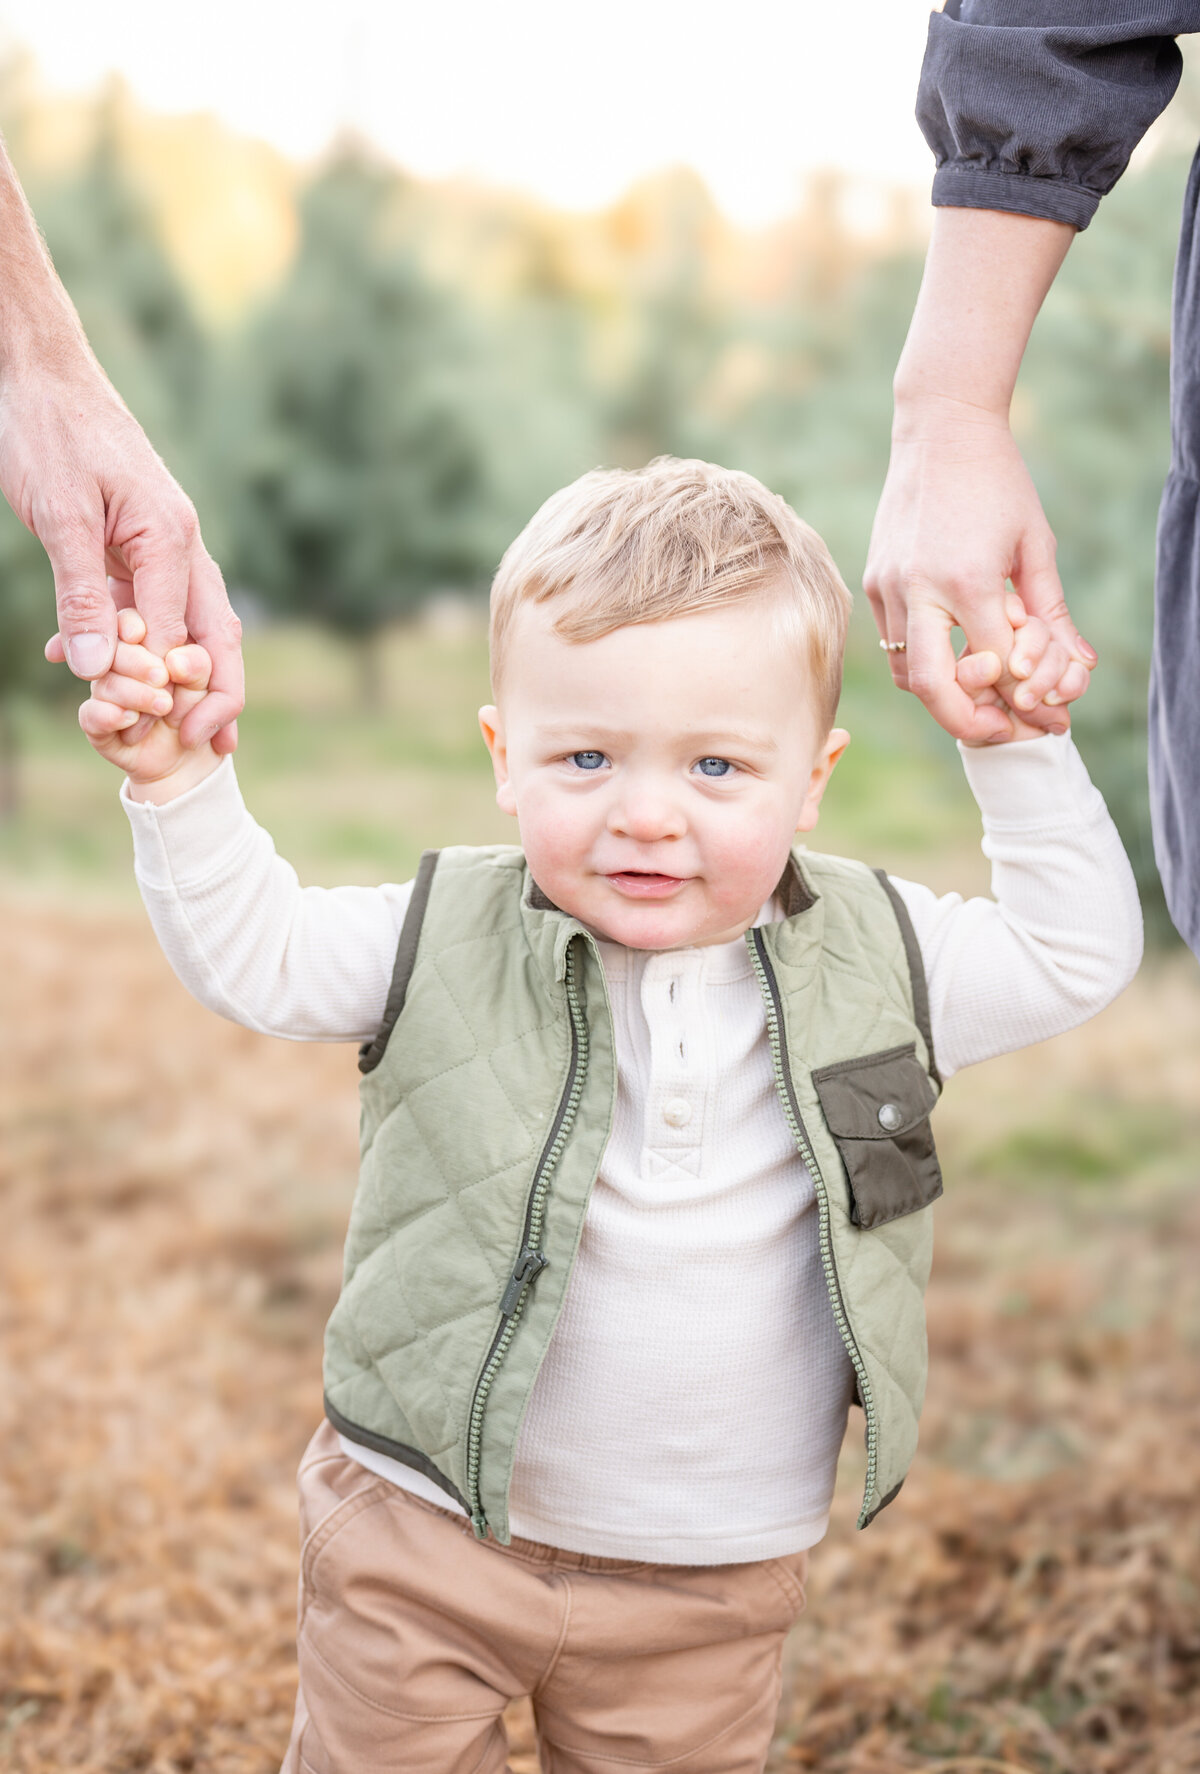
[121,733,1142,1562]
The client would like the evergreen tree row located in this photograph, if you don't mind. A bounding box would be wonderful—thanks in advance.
[0,93,1183,934]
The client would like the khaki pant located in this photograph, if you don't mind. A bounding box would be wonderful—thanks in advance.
[281,1420,808,1774]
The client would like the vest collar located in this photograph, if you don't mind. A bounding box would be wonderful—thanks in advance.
[521,876,594,984]
[777,849,818,917]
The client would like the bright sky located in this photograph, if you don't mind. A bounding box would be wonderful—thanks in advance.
[0,0,940,224]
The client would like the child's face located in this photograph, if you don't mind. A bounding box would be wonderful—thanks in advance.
[480,597,848,950]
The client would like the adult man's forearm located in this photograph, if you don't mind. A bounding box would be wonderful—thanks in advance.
[0,135,243,746]
[893,208,1075,426]
[0,137,93,381]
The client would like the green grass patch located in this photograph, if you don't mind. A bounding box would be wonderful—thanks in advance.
[969,1098,1193,1189]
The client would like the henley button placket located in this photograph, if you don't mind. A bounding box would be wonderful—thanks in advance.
[642,954,700,1154]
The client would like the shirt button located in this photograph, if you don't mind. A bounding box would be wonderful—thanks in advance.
[663,1097,692,1128]
[877,1102,903,1133]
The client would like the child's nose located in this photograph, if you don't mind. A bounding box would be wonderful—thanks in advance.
[607,788,686,843]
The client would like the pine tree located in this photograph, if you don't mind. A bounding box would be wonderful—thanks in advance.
[225,144,493,695]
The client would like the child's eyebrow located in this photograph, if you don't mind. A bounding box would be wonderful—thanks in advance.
[698,729,781,755]
[534,722,781,755]
[679,730,782,757]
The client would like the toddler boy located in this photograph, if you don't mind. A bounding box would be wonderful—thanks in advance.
[75,459,1141,1774]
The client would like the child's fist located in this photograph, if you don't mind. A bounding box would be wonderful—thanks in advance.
[70,608,223,801]
[956,594,1088,745]
[1007,594,1092,717]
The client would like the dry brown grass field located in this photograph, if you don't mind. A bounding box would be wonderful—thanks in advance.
[2,627,1199,1772]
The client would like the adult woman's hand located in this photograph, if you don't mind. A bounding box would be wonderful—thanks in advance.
[867,208,1095,743]
[865,394,1091,743]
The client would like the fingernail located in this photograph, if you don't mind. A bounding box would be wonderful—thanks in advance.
[1016,689,1035,710]
[66,632,112,677]
[1012,657,1031,678]
[153,693,173,716]
[119,710,139,729]
[1077,637,1098,665]
[1045,691,1062,707]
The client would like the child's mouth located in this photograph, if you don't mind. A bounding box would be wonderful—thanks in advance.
[605,871,688,899]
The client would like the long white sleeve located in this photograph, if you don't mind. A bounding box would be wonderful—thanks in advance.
[121,732,1142,1064]
[887,733,1143,1078]
[121,760,412,1043]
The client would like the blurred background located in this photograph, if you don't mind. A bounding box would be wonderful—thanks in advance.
[1,6,1198,1771]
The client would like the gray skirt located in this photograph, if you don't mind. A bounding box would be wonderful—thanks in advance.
[1150,143,1200,959]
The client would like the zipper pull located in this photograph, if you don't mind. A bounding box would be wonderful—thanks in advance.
[499,1248,549,1316]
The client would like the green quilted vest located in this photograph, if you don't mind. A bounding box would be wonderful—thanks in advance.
[325,843,942,1542]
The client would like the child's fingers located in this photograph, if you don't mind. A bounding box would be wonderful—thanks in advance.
[90,668,175,719]
[160,648,215,733]
[1012,635,1072,711]
[1004,589,1029,630]
[116,606,148,645]
[163,689,210,736]
[1044,658,1092,708]
[164,643,214,691]
[956,650,1002,695]
[79,696,140,742]
[1008,614,1052,682]
[111,640,170,687]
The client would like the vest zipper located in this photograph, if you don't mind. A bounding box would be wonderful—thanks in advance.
[465,939,589,1537]
[747,927,879,1525]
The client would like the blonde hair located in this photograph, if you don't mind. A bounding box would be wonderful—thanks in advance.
[489,458,852,730]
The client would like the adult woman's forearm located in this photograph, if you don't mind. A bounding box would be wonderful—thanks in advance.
[893,208,1074,423]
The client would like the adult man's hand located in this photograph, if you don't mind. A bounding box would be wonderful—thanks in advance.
[864,395,1092,744]
[5,368,243,752]
[0,135,242,751]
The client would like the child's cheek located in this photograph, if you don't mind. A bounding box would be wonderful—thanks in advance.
[708,816,793,912]
[517,792,591,894]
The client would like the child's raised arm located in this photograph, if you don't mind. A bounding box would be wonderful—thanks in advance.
[57,601,413,1045]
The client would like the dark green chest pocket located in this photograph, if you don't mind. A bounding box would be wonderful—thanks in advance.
[812,1044,942,1229]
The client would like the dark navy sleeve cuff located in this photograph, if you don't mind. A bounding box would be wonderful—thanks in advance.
[931,164,1100,232]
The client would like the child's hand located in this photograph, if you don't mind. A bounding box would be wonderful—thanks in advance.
[956,593,1084,745]
[68,608,223,802]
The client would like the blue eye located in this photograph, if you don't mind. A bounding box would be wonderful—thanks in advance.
[571,751,607,771]
[695,757,732,778]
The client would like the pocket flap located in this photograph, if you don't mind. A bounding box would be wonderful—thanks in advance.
[813,1045,937,1141]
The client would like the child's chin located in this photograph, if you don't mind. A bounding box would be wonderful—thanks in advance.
[590,905,710,951]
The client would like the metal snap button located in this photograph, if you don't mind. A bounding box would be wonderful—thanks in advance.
[877,1102,903,1133]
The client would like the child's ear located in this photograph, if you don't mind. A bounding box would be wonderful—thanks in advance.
[478,706,517,817]
[795,728,849,834]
